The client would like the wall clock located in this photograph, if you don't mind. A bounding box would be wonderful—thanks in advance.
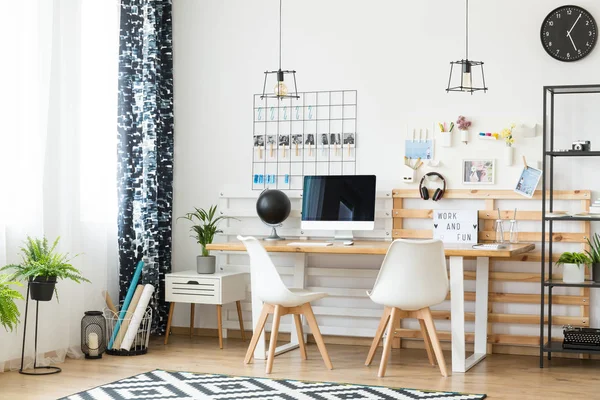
[541,5,597,62]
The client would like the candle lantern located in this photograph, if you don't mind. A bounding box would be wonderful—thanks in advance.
[81,311,106,359]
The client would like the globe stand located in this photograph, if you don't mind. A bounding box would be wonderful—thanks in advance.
[264,225,284,241]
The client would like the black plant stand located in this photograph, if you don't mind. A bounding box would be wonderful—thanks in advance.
[19,281,61,375]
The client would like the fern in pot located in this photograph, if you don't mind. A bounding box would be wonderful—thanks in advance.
[0,236,89,301]
[585,233,600,283]
[556,252,591,284]
[179,205,237,274]
[0,274,24,332]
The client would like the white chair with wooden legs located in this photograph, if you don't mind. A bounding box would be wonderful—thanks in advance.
[365,239,449,377]
[237,235,333,374]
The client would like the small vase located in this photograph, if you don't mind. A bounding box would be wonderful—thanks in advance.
[197,255,216,274]
[504,146,514,166]
[562,263,585,284]
[459,129,468,144]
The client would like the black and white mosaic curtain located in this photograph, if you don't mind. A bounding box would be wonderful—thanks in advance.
[117,0,174,335]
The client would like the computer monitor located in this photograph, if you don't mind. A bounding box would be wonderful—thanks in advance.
[301,175,376,239]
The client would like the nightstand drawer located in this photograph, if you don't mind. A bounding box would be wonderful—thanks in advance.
[166,277,220,304]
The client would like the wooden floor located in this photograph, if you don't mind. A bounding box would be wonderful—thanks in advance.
[1,335,598,399]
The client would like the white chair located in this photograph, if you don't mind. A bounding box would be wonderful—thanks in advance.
[237,235,333,374]
[365,238,449,377]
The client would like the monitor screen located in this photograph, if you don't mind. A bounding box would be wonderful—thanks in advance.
[301,175,376,230]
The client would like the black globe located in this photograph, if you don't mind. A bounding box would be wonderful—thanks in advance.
[256,189,291,226]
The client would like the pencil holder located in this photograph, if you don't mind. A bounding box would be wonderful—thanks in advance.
[401,164,416,183]
[439,132,452,147]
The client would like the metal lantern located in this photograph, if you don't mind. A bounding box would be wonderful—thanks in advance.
[81,311,106,359]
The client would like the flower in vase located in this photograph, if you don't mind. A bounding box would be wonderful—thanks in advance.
[501,124,516,147]
[456,115,472,131]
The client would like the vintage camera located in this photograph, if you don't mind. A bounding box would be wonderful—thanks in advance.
[572,140,591,152]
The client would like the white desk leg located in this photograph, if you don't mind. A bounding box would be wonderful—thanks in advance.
[290,254,307,346]
[251,280,266,360]
[449,256,466,373]
[466,256,490,370]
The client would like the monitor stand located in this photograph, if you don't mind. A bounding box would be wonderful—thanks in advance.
[334,230,354,243]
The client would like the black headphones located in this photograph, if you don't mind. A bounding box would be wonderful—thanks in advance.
[419,172,446,201]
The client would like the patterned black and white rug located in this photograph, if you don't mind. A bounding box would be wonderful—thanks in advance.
[60,370,486,400]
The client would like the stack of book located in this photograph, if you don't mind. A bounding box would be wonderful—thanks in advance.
[589,199,600,214]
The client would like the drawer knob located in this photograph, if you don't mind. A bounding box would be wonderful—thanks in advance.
[186,280,199,285]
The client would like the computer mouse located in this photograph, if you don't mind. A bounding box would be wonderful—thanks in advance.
[343,241,354,246]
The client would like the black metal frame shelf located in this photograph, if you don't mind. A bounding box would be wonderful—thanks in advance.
[540,84,600,368]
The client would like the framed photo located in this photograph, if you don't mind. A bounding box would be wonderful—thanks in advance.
[463,159,495,185]
[514,166,543,198]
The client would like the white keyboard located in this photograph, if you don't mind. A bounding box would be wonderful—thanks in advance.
[472,244,507,250]
[287,242,333,247]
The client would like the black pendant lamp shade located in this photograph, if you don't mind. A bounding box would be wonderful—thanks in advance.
[261,0,299,99]
[446,0,487,94]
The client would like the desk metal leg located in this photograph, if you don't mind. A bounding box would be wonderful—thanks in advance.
[450,256,489,373]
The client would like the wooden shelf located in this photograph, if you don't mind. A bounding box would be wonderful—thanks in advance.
[543,341,600,355]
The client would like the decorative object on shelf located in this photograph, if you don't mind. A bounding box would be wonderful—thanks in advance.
[508,208,518,243]
[446,0,488,93]
[105,306,152,356]
[456,115,471,144]
[513,123,538,138]
[260,0,299,99]
[256,189,291,240]
[81,311,106,359]
[0,236,89,302]
[0,274,24,332]
[556,252,591,284]
[437,121,454,147]
[478,132,499,140]
[501,124,516,166]
[419,172,446,201]
[432,209,477,243]
[570,140,591,152]
[462,159,495,185]
[494,208,504,243]
[541,5,597,62]
[585,233,600,283]
[178,206,237,274]
[562,326,600,351]
[514,157,542,198]
[589,198,600,214]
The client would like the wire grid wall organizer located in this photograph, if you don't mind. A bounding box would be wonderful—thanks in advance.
[252,90,357,190]
[104,307,152,356]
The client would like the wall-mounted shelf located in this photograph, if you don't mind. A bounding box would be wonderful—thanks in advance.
[545,151,600,157]
[543,341,600,355]
[544,279,600,288]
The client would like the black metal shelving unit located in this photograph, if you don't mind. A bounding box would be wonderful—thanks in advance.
[540,84,600,368]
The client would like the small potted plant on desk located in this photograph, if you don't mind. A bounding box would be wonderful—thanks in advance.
[0,236,89,302]
[585,233,600,283]
[179,205,237,274]
[556,251,592,284]
[0,274,24,331]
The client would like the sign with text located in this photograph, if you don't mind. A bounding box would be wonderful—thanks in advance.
[433,210,478,244]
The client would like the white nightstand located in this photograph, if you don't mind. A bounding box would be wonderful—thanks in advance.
[164,270,248,348]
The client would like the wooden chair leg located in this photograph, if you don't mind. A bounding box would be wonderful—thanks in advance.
[217,304,223,349]
[190,304,195,338]
[293,314,307,360]
[378,307,398,377]
[244,304,270,364]
[302,303,333,370]
[266,305,283,374]
[236,301,246,341]
[419,319,436,366]
[164,302,175,345]
[421,307,448,377]
[365,306,391,366]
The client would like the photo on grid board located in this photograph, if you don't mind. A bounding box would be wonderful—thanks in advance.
[266,135,276,145]
[305,134,315,145]
[330,133,341,145]
[343,132,355,145]
[253,135,264,147]
[292,134,303,145]
[278,134,290,146]
[320,133,329,146]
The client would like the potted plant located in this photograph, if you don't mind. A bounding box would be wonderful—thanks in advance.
[179,205,237,274]
[0,236,89,301]
[0,274,24,331]
[556,252,592,284]
[585,233,600,283]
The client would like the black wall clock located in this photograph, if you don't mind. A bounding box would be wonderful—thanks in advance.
[541,5,597,62]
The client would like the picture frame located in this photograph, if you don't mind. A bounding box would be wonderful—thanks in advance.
[462,159,495,185]
[514,165,543,198]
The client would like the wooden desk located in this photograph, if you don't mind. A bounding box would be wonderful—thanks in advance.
[207,239,534,373]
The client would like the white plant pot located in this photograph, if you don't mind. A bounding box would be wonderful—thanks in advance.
[459,129,468,144]
[439,132,452,147]
[562,263,585,283]
[504,146,514,166]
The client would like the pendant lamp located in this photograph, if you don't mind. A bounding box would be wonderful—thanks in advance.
[260,0,299,99]
[446,0,487,94]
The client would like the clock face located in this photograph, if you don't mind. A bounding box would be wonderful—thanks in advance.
[541,6,597,62]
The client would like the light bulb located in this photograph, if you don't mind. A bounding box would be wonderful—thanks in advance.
[462,72,472,91]
[274,81,288,96]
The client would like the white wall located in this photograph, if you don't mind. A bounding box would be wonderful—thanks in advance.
[171,0,600,330]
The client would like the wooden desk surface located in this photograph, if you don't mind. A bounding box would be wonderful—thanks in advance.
[207,240,535,258]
